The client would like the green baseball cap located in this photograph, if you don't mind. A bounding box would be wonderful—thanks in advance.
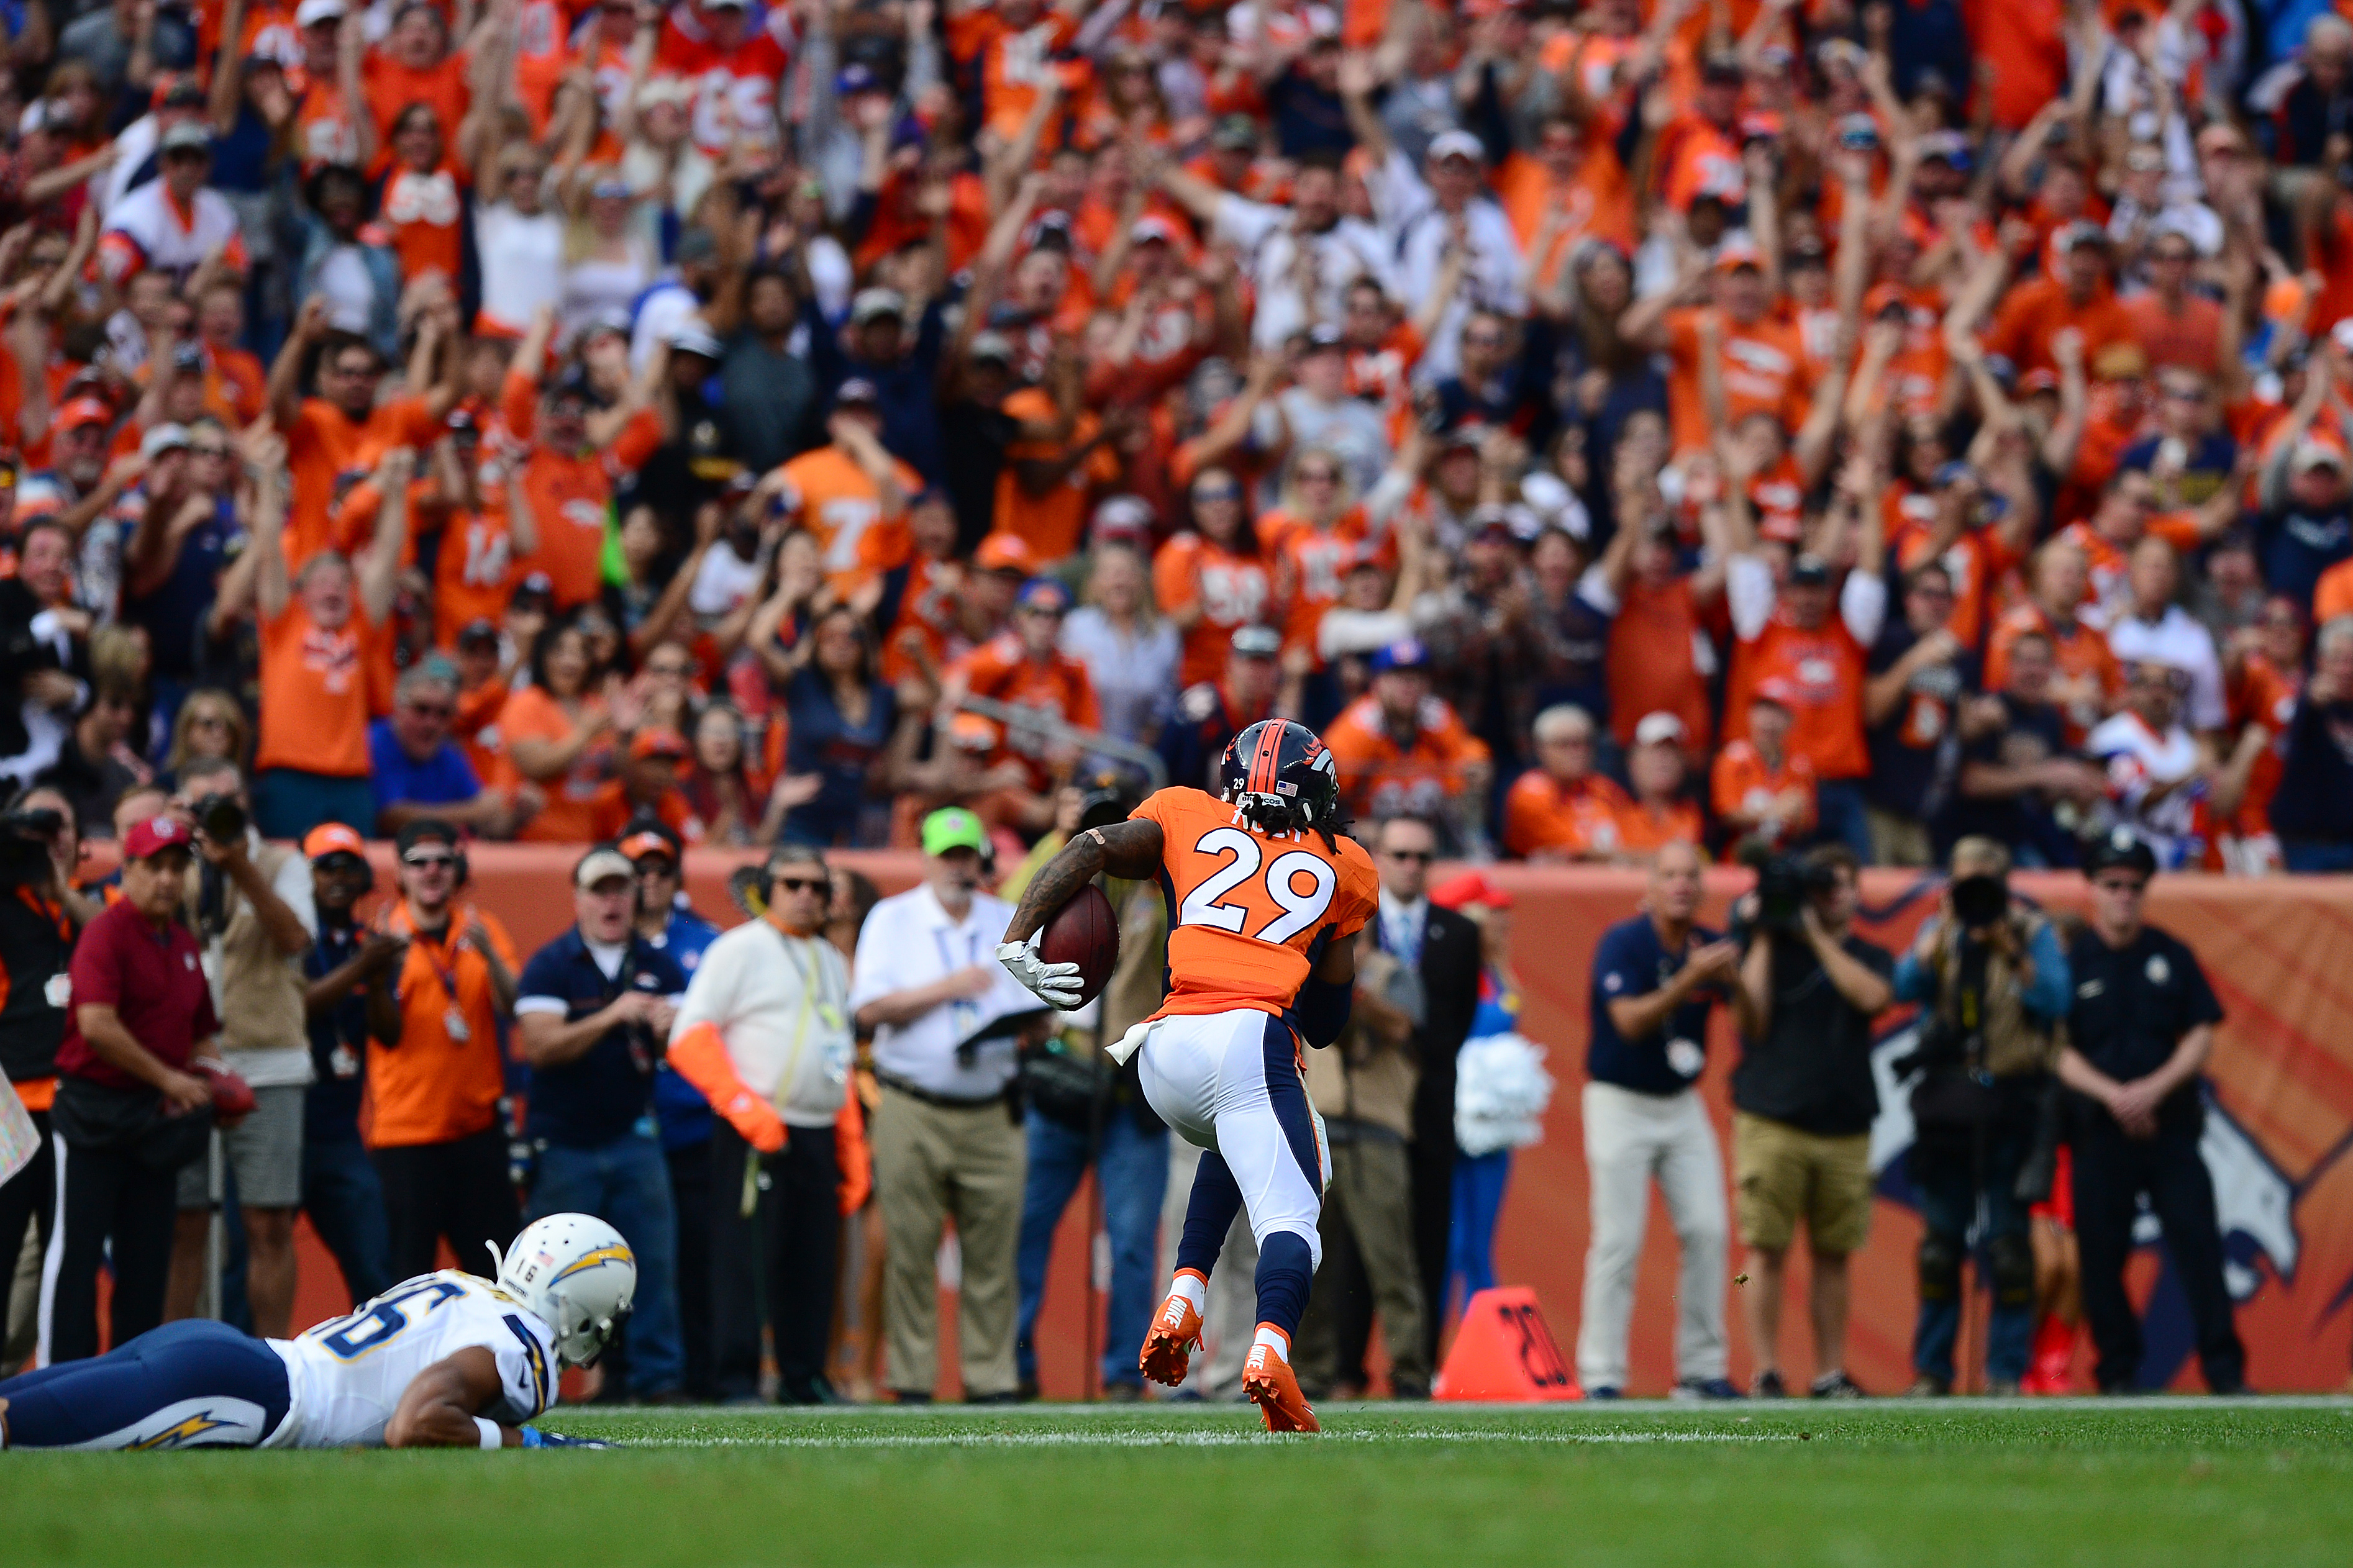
[921,806,988,858]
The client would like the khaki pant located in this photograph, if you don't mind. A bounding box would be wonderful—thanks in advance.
[1295,1128,1429,1395]
[1731,1112,1873,1256]
[872,1085,1026,1399]
[1865,807,1934,869]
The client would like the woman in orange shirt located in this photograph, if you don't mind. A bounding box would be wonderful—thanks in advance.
[250,437,409,841]
[1262,448,1372,666]
[377,104,468,285]
[498,610,626,843]
[1153,466,1273,688]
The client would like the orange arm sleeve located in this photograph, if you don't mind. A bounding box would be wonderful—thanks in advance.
[667,1022,786,1153]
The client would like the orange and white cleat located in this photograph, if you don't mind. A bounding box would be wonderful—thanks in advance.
[1139,1271,1208,1387]
[1242,1326,1319,1433]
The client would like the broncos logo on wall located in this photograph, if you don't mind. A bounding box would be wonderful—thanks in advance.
[1855,876,2333,1390]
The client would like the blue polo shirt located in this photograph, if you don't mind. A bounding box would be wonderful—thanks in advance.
[643,905,723,1151]
[369,720,482,827]
[1588,913,1725,1096]
[514,928,688,1149]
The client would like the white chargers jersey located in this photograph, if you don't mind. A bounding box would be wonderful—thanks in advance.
[266,1271,559,1448]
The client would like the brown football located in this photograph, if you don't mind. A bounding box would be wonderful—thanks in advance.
[1037,882,1119,1008]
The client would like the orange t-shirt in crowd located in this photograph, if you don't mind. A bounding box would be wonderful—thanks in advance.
[255,599,383,777]
[455,676,511,786]
[204,343,266,427]
[1613,796,1706,856]
[1129,784,1380,1022]
[1262,506,1375,660]
[365,48,471,143]
[1725,612,1870,781]
[503,368,663,608]
[2121,292,2224,378]
[1965,0,2069,131]
[363,900,520,1149]
[1662,306,1808,455]
[1502,769,1634,860]
[376,157,468,283]
[285,394,442,566]
[1985,276,2140,383]
[1604,576,1713,750]
[498,684,619,842]
[2228,652,2300,836]
[880,553,961,686]
[296,77,366,170]
[2313,556,2353,625]
[1983,601,2124,746]
[1321,693,1492,823]
[1710,739,1818,848]
[773,443,922,600]
[1154,531,1273,688]
[430,505,521,650]
[949,631,1102,791]
[980,11,1085,143]
[1493,144,1638,289]
[994,388,1122,564]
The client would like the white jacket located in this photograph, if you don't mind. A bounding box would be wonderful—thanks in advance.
[669,919,852,1127]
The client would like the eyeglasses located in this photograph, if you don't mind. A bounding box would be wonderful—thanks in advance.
[1193,486,1240,502]
[402,851,457,871]
[1383,848,1434,864]
[774,876,826,894]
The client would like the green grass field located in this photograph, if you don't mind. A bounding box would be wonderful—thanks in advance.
[6,1400,2352,1566]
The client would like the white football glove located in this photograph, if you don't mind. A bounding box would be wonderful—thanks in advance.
[998,932,1084,1008]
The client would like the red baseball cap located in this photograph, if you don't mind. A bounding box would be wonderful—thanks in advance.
[617,828,676,862]
[124,815,194,861]
[56,397,112,433]
[972,532,1035,574]
[1431,871,1512,912]
[303,822,368,861]
[629,727,689,761]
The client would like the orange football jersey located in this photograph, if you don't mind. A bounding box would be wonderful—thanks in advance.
[1132,786,1380,1023]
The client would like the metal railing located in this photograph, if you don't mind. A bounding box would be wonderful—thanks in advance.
[952,694,1168,792]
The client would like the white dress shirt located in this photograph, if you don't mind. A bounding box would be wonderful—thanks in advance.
[848,883,1039,1099]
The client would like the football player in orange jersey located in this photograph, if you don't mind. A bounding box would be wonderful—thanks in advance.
[997,720,1378,1433]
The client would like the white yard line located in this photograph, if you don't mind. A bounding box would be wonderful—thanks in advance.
[603,1428,1808,1450]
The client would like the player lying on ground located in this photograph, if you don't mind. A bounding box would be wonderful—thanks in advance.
[999,720,1377,1433]
[0,1213,632,1450]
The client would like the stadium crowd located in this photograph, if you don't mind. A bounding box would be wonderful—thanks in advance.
[0,0,2338,1407]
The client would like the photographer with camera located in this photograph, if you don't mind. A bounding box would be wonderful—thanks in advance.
[162,758,318,1341]
[1727,845,1893,1398]
[0,789,101,1361]
[1889,838,2072,1396]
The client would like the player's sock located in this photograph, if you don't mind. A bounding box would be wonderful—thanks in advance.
[1165,1268,1208,1318]
[1173,1151,1245,1279]
[1251,1323,1293,1364]
[1253,1231,1314,1340]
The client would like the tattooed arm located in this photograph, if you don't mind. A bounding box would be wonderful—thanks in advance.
[1002,819,1166,945]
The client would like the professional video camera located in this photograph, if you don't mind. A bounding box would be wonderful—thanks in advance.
[0,799,64,889]
[189,792,247,844]
[1733,841,1839,940]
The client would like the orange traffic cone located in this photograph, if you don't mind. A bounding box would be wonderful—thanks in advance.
[1433,1287,1582,1402]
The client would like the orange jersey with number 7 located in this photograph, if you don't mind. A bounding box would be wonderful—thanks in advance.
[1131,786,1380,1022]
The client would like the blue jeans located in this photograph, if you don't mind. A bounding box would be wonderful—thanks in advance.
[1909,1123,2035,1385]
[527,1128,683,1394]
[1811,780,1875,864]
[253,769,378,842]
[1445,1149,1511,1325]
[303,1140,393,1306]
[2282,839,2353,872]
[1014,1109,1168,1390]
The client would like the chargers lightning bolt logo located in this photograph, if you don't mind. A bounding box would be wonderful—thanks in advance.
[127,1410,234,1449]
